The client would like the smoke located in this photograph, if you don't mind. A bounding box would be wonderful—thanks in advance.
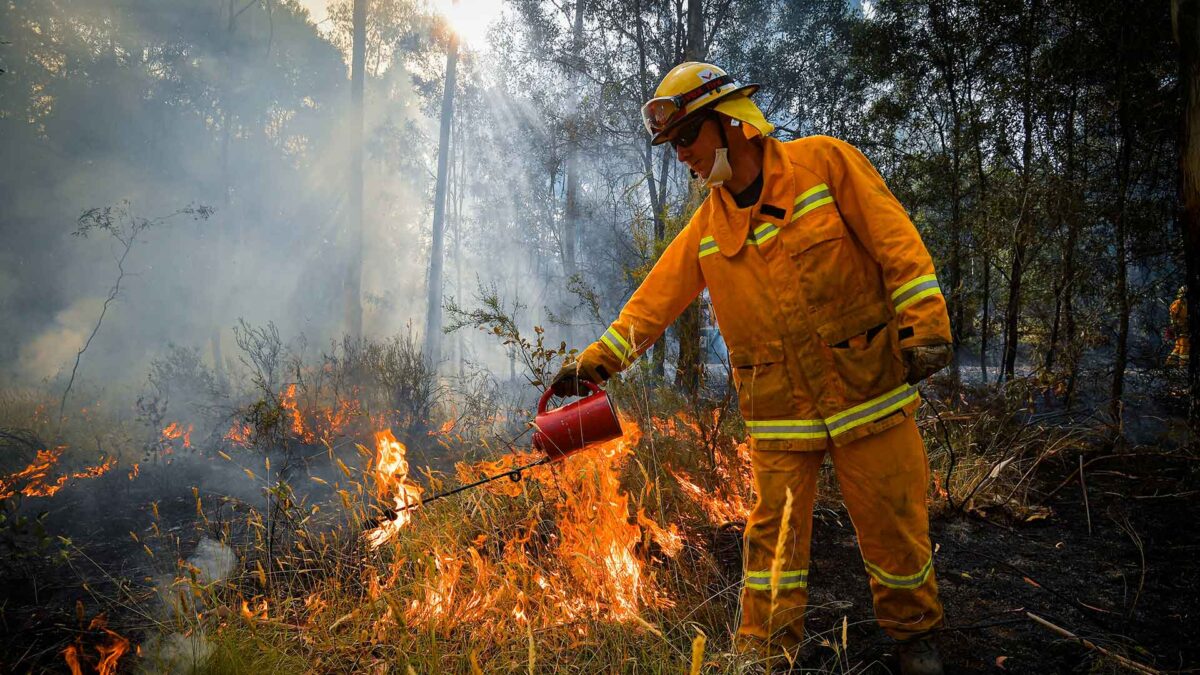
[138,632,213,675]
[143,538,236,674]
[185,538,238,584]
[0,0,640,393]
[16,297,103,383]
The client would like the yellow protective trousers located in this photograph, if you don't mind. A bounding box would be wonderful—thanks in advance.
[737,415,942,653]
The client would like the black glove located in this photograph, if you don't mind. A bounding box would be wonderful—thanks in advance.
[902,343,953,384]
[548,360,610,397]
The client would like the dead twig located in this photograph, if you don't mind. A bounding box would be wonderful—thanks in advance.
[1079,455,1092,535]
[921,390,958,510]
[1112,510,1146,619]
[1025,612,1158,675]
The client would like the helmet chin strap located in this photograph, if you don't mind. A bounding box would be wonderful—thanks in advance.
[705,117,734,188]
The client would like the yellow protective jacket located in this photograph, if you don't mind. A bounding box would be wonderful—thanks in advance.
[580,135,952,450]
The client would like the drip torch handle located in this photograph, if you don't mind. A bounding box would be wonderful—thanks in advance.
[391,456,550,513]
[537,379,601,415]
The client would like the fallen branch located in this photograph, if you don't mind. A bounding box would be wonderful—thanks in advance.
[1079,455,1092,535]
[1025,612,1158,675]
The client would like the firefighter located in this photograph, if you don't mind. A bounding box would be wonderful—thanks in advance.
[1168,285,1189,367]
[549,62,952,673]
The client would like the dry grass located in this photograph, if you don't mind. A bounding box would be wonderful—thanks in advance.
[0,362,1113,674]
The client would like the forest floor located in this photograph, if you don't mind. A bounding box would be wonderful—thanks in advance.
[783,449,1199,673]
[1,370,1197,674]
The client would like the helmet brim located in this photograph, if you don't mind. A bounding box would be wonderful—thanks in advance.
[649,83,760,146]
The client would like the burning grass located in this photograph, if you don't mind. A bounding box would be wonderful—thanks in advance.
[179,400,759,672]
[0,336,1121,673]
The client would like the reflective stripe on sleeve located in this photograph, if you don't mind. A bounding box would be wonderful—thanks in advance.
[745,568,808,591]
[600,326,635,365]
[699,235,719,258]
[892,274,942,312]
[792,183,834,220]
[824,384,918,437]
[745,419,828,440]
[863,556,933,590]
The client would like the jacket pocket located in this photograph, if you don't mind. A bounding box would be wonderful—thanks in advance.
[817,302,905,398]
[781,213,866,314]
[729,340,794,419]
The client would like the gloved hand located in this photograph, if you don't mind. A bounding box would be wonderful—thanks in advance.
[548,359,610,397]
[902,343,953,384]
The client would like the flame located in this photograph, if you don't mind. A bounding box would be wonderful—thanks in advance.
[264,385,359,445]
[637,508,684,557]
[224,422,253,446]
[62,614,130,675]
[161,422,193,451]
[366,418,678,633]
[364,429,425,549]
[430,416,456,436]
[280,384,316,443]
[94,630,129,675]
[0,448,116,499]
[314,396,359,443]
[63,645,82,675]
[127,463,140,481]
[931,470,949,501]
[669,430,754,525]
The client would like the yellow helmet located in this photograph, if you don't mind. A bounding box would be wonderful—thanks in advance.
[641,62,773,145]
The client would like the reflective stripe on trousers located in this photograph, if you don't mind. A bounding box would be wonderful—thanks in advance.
[744,568,808,591]
[744,385,919,442]
[737,416,943,650]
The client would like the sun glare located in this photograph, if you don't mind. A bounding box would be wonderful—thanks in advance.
[430,0,502,48]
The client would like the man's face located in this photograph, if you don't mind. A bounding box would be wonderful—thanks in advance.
[667,114,722,178]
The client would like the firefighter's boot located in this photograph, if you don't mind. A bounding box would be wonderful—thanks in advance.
[897,634,944,675]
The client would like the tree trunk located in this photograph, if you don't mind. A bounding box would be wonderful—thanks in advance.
[972,109,991,385]
[1110,20,1133,430]
[981,255,990,384]
[562,3,585,275]
[210,0,239,388]
[345,0,366,341]
[686,0,704,60]
[1045,85,1078,376]
[423,35,459,370]
[928,0,963,383]
[560,0,587,347]
[650,148,670,378]
[672,0,705,396]
[1001,0,1038,381]
[633,0,668,378]
[1176,0,1200,437]
[452,116,466,377]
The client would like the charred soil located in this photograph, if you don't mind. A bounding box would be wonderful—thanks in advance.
[768,450,1200,673]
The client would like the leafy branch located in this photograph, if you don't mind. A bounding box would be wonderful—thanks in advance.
[443,281,569,389]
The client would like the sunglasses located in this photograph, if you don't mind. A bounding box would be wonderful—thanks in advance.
[668,115,712,149]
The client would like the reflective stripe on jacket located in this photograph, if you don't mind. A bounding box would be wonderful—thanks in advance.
[579,135,952,450]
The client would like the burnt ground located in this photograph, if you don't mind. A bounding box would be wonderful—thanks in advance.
[740,449,1200,674]
[3,432,1198,673]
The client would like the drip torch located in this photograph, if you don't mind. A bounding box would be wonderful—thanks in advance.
[381,382,622,518]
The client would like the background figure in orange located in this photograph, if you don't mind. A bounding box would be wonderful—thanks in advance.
[1168,285,1189,367]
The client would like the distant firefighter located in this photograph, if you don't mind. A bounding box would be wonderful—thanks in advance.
[1168,286,1189,367]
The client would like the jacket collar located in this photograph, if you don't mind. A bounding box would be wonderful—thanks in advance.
[706,137,795,257]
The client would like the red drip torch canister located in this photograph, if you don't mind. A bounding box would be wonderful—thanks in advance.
[533,381,623,462]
